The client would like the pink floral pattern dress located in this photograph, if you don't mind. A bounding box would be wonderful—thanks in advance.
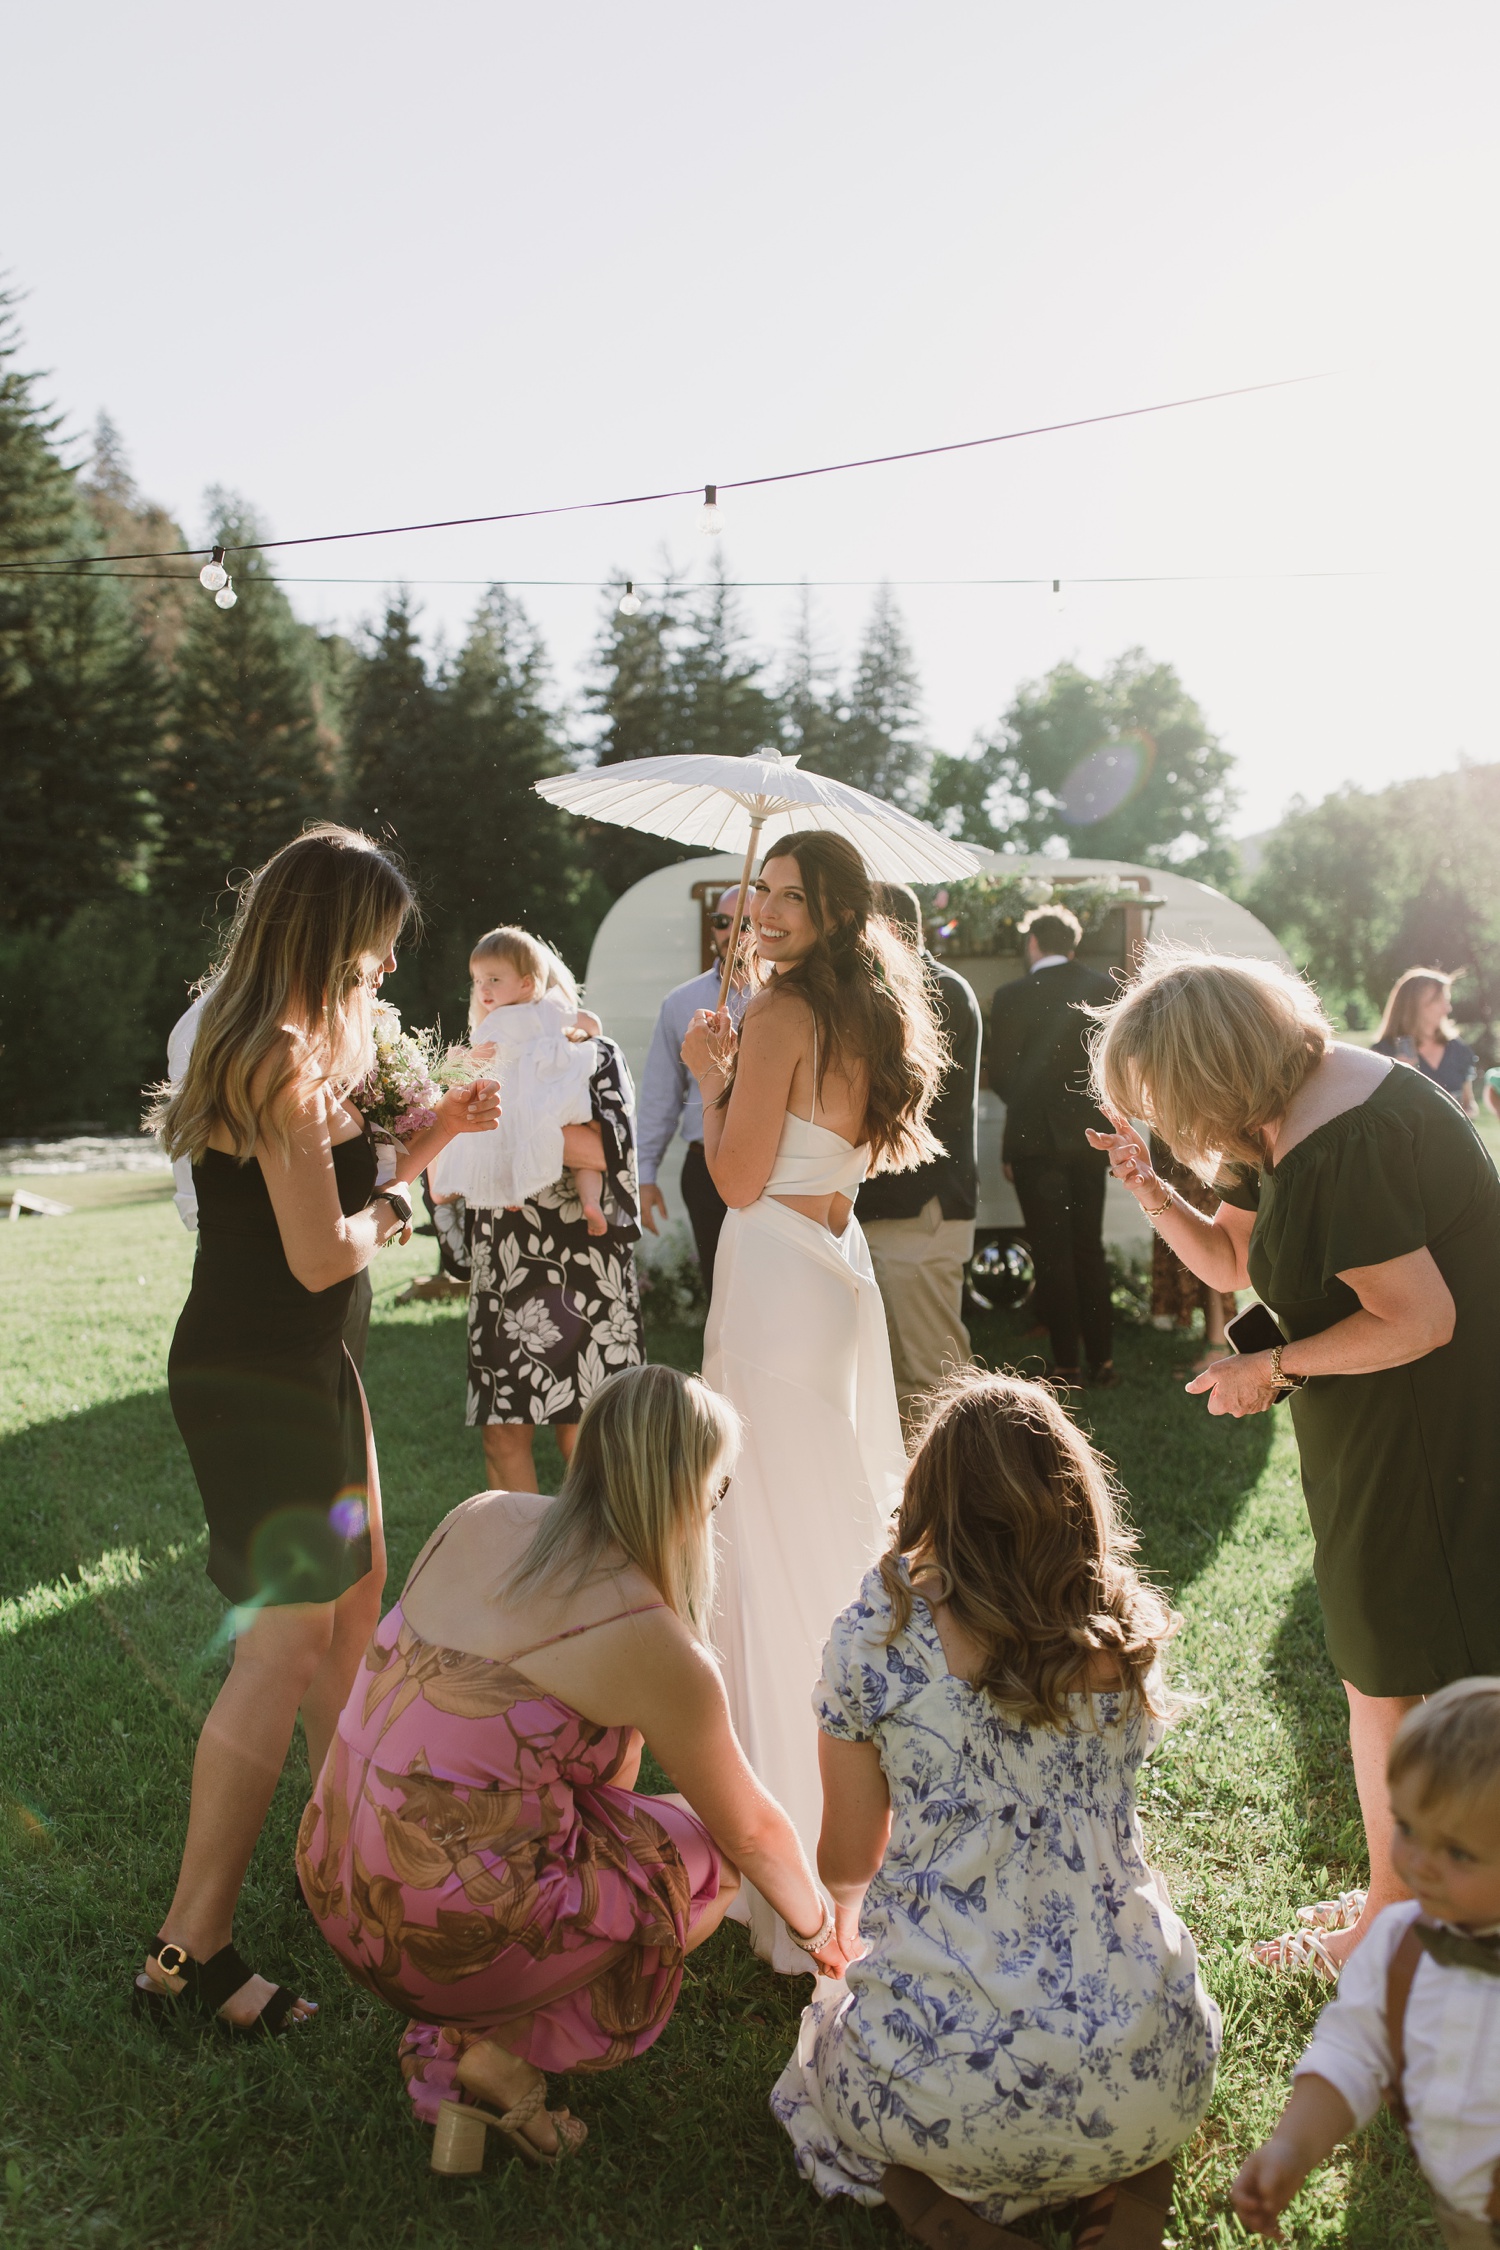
[297,1564,721,2122]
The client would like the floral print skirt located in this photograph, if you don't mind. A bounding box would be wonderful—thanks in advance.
[466,1201,644,1426]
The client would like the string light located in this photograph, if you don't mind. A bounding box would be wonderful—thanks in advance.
[1052,578,1066,613]
[214,578,237,609]
[699,484,723,536]
[617,579,642,615]
[198,546,228,592]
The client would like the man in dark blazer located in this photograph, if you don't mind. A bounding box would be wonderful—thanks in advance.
[989,905,1118,1387]
[858,884,983,1418]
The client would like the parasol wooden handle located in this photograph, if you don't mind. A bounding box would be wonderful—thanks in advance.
[716,817,764,1014]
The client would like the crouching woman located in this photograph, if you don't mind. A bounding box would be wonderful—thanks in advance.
[771,1370,1220,2250]
[297,1363,845,2171]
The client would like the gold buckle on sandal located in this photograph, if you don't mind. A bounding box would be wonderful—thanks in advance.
[155,1943,188,1978]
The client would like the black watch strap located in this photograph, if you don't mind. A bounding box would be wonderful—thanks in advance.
[371,1186,412,1224]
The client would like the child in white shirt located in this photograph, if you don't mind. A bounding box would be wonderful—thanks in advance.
[429,926,607,1234]
[1234,1678,1500,2249]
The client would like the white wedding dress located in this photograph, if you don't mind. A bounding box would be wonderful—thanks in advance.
[702,1056,908,1973]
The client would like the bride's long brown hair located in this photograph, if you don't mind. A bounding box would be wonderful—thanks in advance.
[724,830,946,1174]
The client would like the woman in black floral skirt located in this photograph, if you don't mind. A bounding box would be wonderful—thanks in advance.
[466,1036,645,1491]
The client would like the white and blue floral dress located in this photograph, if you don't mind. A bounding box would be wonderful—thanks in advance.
[770,1566,1220,2223]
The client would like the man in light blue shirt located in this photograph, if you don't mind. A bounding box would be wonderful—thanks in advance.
[638,885,749,1286]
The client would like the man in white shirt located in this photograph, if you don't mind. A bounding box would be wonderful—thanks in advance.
[636,887,749,1288]
[1234,1680,1500,2247]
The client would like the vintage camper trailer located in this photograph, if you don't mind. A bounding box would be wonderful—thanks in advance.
[582,851,1289,1261]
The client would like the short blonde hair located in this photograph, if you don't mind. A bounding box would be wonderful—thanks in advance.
[1089,942,1333,1171]
[503,1365,739,1636]
[469,925,580,1029]
[1389,1678,1500,1810]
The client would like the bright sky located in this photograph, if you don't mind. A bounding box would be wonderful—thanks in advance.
[5,0,1498,837]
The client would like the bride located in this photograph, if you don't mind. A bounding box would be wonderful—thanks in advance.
[682,831,946,1972]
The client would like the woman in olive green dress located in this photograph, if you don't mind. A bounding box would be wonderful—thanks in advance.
[1086,947,1500,1978]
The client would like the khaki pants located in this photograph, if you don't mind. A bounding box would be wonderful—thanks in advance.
[863,1199,976,1417]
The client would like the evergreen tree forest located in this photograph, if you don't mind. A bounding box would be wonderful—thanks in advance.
[0,293,1243,1130]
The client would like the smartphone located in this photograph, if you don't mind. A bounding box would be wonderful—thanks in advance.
[1225,1301,1284,1356]
[1226,1300,1305,1386]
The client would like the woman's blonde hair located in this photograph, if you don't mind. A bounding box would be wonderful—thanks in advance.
[151,824,415,1165]
[1089,942,1333,1171]
[503,1364,738,1635]
[879,1368,1176,1726]
[469,925,580,1030]
[1376,967,1457,1049]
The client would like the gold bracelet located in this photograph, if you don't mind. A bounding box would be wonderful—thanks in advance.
[1141,1186,1174,1220]
[1270,1345,1294,1398]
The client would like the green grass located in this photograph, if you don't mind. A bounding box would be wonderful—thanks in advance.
[0,1186,1439,2248]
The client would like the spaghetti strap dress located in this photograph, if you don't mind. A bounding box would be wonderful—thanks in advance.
[167,1132,377,1607]
[296,1526,721,2122]
[1216,1064,1500,1696]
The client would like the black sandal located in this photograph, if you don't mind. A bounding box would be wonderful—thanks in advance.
[132,1936,311,2038]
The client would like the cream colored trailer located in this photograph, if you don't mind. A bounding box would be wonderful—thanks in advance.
[582,851,1289,1261]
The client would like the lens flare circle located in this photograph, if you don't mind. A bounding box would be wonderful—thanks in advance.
[1057,731,1156,827]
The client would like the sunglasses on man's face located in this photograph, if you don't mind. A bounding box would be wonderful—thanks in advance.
[710,915,737,931]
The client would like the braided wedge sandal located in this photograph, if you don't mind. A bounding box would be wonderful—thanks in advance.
[132,1937,311,2038]
[879,2166,1032,2249]
[431,2085,587,2174]
[1073,2157,1176,2249]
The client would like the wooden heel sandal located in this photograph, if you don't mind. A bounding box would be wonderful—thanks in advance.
[132,1937,310,2038]
[1073,2156,1175,2249]
[431,2087,586,2175]
[879,2165,1031,2248]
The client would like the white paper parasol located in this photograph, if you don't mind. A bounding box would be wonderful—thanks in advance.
[535,747,980,1007]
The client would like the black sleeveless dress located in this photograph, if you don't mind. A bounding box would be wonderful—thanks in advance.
[168,1135,378,1607]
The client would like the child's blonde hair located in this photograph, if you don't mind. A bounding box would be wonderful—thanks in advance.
[879,1367,1177,1725]
[1389,1678,1500,1810]
[468,925,580,1031]
[151,825,415,1164]
[503,1364,738,1636]
[1089,941,1333,1172]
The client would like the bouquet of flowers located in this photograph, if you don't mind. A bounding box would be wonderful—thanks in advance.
[349,1001,473,1144]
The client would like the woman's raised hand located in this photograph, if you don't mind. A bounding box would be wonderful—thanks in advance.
[1085,1113,1161,1202]
[682,1007,737,1084]
[439,1077,501,1136]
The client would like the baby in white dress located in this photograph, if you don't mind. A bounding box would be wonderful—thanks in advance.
[428,926,606,1233]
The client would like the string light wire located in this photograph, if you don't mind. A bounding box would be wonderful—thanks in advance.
[0,372,1322,575]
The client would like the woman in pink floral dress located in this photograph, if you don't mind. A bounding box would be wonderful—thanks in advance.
[298,1364,848,2168]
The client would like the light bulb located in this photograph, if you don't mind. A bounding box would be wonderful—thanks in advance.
[617,579,642,616]
[699,483,722,535]
[215,579,237,610]
[199,546,228,592]
[1051,578,1066,613]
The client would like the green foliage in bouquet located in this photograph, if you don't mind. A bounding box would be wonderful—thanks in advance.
[920,873,1157,957]
[349,1001,476,1143]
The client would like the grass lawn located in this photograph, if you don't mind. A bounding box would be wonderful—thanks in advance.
[0,1178,1443,2248]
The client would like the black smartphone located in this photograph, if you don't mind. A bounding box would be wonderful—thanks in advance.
[1225,1301,1285,1356]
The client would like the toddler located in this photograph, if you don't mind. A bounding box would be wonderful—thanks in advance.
[1234,1678,1500,2249]
[772,1369,1220,2250]
[429,927,607,1234]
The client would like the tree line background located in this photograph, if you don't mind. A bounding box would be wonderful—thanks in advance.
[2,291,1494,1132]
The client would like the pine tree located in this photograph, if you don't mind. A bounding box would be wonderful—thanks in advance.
[820,586,929,809]
[152,492,333,929]
[779,584,843,771]
[668,562,782,763]
[80,412,197,667]
[0,294,160,932]
[339,593,445,977]
[582,577,692,898]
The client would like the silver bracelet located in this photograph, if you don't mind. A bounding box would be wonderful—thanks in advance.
[787,1899,836,1958]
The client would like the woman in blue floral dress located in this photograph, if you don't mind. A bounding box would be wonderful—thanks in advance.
[772,1370,1219,2248]
[465,1037,645,1490]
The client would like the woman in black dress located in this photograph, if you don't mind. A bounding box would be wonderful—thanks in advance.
[139,826,499,2034]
